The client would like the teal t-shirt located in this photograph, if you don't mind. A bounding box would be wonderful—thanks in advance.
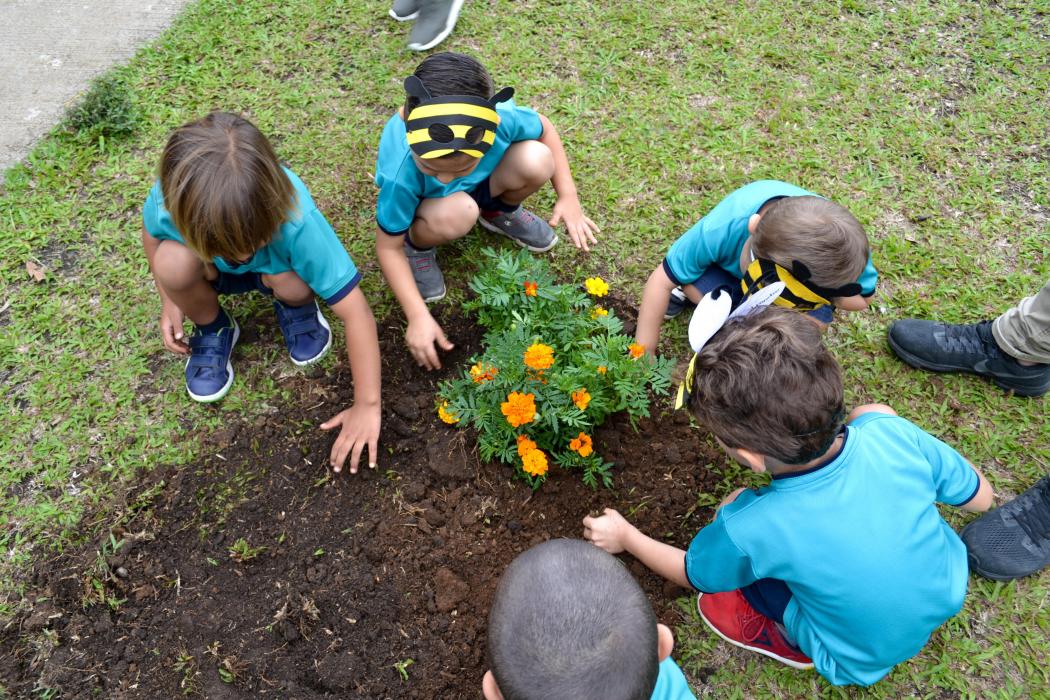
[685,413,979,686]
[374,101,544,234]
[142,167,360,305]
[663,180,878,297]
[651,658,696,700]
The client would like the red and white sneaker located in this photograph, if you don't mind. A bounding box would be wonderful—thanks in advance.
[698,590,814,669]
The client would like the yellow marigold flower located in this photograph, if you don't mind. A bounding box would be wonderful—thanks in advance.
[590,305,609,319]
[628,342,645,359]
[524,281,538,297]
[438,401,459,425]
[521,447,549,477]
[470,362,499,384]
[597,366,608,375]
[584,277,609,297]
[569,432,593,458]
[501,391,536,427]
[516,434,537,458]
[571,388,591,411]
[523,343,555,371]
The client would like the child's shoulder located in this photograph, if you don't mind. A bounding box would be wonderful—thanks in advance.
[722,180,816,204]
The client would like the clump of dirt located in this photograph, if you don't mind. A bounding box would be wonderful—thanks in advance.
[1,301,724,699]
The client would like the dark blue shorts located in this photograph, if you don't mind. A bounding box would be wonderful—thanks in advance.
[210,271,273,297]
[692,266,835,324]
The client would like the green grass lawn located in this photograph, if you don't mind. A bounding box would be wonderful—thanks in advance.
[1,0,1047,696]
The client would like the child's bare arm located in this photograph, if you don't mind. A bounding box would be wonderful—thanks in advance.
[536,113,599,251]
[635,264,677,354]
[321,286,382,474]
[375,228,453,370]
[583,508,692,589]
[959,466,994,512]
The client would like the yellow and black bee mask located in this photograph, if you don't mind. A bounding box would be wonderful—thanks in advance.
[741,258,861,312]
[404,75,515,160]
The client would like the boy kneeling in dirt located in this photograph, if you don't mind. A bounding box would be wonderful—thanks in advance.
[141,112,381,473]
[584,307,993,686]
[483,539,696,700]
[374,51,600,371]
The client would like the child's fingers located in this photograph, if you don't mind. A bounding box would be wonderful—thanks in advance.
[368,436,379,471]
[549,211,563,227]
[348,439,365,475]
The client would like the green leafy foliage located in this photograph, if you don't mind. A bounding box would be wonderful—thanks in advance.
[438,248,672,488]
[66,74,139,138]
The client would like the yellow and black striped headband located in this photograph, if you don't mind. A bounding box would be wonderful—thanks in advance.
[741,258,861,312]
[404,76,514,160]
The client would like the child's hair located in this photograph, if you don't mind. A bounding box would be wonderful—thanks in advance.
[487,539,659,700]
[159,112,293,261]
[688,306,844,465]
[404,51,494,119]
[750,196,869,289]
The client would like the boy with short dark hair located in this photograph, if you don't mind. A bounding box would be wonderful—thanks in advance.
[374,52,599,371]
[585,307,994,686]
[635,181,877,353]
[142,112,381,473]
[483,539,695,700]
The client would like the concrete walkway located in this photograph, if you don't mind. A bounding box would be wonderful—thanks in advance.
[0,0,194,180]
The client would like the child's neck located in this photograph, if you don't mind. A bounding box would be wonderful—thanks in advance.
[768,432,845,476]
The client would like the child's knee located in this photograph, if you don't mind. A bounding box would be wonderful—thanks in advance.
[153,240,205,290]
[513,140,555,182]
[420,193,479,238]
[263,270,312,303]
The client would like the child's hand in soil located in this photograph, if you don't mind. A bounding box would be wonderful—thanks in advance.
[582,508,636,554]
[406,313,454,371]
[550,195,600,252]
[321,402,381,474]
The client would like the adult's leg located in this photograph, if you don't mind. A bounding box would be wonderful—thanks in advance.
[992,280,1050,364]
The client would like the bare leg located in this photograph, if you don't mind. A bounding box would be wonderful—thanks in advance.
[152,240,220,325]
[409,191,479,247]
[487,140,555,206]
[262,270,313,306]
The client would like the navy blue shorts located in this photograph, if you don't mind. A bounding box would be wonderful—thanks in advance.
[210,271,273,297]
[692,266,835,324]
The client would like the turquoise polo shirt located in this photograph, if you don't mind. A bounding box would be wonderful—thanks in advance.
[142,167,360,305]
[685,413,980,686]
[662,180,878,297]
[651,658,696,700]
[374,101,544,235]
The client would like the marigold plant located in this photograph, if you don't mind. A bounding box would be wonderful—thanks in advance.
[438,248,672,488]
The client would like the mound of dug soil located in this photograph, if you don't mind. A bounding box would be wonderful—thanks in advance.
[2,304,723,699]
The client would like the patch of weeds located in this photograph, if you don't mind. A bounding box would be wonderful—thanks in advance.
[66,74,139,138]
[227,537,266,563]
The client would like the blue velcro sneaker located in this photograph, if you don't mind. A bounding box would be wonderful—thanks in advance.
[185,321,240,403]
[274,299,332,366]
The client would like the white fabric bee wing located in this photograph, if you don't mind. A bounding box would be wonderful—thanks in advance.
[688,288,734,352]
[728,281,786,320]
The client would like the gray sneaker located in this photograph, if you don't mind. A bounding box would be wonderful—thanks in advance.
[389,0,420,21]
[478,206,558,253]
[404,239,446,303]
[407,0,464,51]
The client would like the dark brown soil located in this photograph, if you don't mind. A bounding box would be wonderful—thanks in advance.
[1,301,723,699]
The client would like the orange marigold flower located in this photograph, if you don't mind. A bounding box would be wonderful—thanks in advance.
[516,434,538,457]
[470,362,499,384]
[524,281,538,297]
[628,342,645,359]
[523,343,555,371]
[571,388,591,411]
[521,447,549,477]
[569,432,593,458]
[501,392,536,427]
[584,277,609,297]
[438,401,459,425]
[590,306,609,319]
[597,366,608,375]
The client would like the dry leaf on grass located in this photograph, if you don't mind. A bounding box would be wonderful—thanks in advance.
[26,261,47,282]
